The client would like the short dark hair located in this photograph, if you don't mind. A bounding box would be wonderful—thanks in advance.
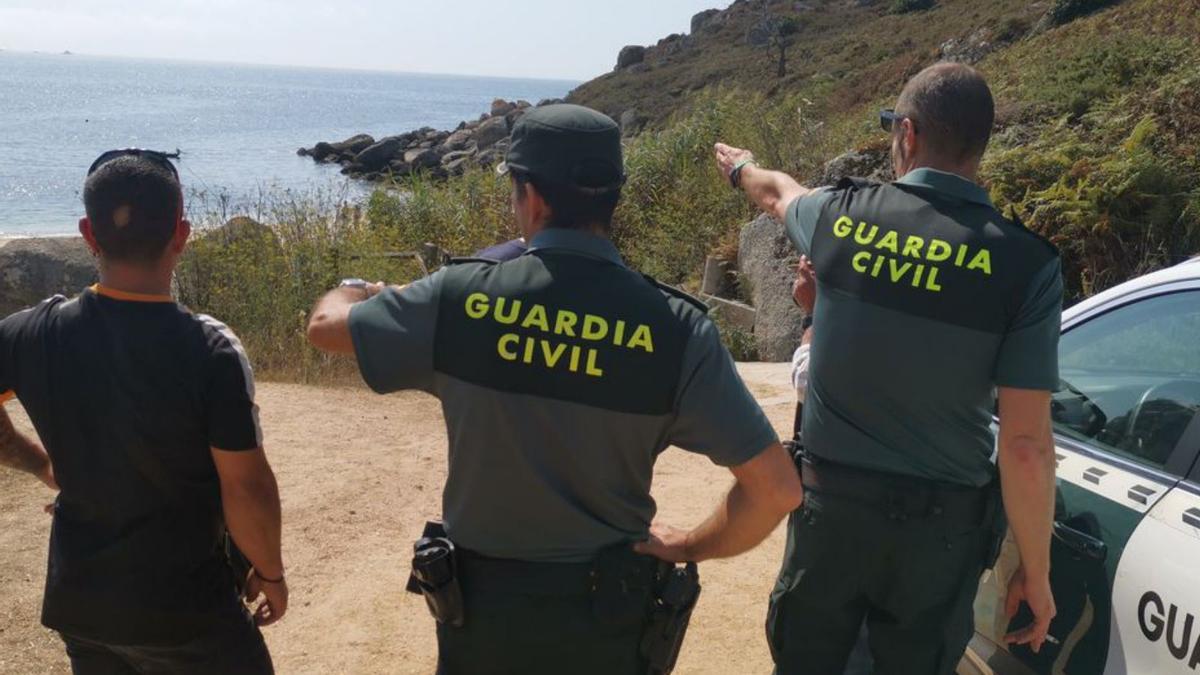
[83,155,182,264]
[896,63,995,163]
[512,171,621,232]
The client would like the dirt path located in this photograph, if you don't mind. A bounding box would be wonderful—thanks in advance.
[0,364,797,674]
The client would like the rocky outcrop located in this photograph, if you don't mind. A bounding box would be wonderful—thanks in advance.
[939,28,994,65]
[691,9,722,34]
[616,46,647,70]
[0,238,97,317]
[297,99,538,182]
[737,214,805,362]
[817,145,894,186]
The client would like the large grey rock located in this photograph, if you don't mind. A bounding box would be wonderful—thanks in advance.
[490,99,516,118]
[404,148,441,169]
[738,214,804,362]
[818,146,894,186]
[691,9,721,34]
[616,45,646,70]
[441,128,475,152]
[353,137,405,171]
[939,28,994,64]
[474,116,510,149]
[0,237,97,317]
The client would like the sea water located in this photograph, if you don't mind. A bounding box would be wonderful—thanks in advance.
[0,51,575,236]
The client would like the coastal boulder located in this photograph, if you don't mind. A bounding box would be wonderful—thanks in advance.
[353,137,405,172]
[404,148,441,170]
[474,116,511,149]
[616,45,646,70]
[442,129,474,152]
[738,214,804,362]
[331,134,375,155]
[490,99,516,118]
[0,237,97,317]
[619,109,645,137]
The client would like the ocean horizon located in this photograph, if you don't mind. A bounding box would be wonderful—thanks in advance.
[0,51,577,237]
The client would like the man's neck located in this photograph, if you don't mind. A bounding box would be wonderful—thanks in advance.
[97,264,173,297]
[905,158,980,184]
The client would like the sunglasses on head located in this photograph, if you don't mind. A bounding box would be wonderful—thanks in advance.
[879,109,916,134]
[87,148,181,178]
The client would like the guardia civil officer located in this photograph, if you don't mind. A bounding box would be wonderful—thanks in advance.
[307,104,803,674]
[717,63,1062,674]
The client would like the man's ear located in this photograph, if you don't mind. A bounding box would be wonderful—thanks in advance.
[78,217,101,257]
[525,183,550,225]
[902,117,919,159]
[171,218,192,255]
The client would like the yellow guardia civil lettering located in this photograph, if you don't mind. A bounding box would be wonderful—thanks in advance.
[831,215,992,292]
[465,293,654,378]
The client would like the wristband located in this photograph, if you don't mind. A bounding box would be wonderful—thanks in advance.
[729,159,758,189]
[254,569,285,584]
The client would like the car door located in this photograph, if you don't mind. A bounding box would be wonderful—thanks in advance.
[1104,442,1200,673]
[970,286,1200,675]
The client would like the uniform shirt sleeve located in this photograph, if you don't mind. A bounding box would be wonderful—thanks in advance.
[349,270,444,395]
[205,326,263,451]
[0,305,41,403]
[666,316,780,467]
[994,257,1064,390]
[783,188,835,256]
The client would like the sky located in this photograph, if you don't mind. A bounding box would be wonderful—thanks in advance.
[0,0,730,81]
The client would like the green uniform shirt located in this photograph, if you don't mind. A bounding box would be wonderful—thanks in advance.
[785,168,1063,487]
[349,228,778,562]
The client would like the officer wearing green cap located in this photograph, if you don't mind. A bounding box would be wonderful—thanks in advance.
[716,63,1063,674]
[306,104,803,674]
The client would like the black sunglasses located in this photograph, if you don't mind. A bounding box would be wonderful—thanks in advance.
[87,148,181,178]
[879,109,916,134]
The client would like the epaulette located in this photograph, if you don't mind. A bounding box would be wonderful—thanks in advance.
[836,176,883,191]
[445,257,500,266]
[643,274,709,314]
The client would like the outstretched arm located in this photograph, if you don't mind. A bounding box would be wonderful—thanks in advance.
[307,284,384,355]
[714,143,814,222]
[0,406,56,490]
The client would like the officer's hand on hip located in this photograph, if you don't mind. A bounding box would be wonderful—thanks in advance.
[634,522,693,563]
[1003,565,1057,653]
[714,143,755,183]
[792,256,817,315]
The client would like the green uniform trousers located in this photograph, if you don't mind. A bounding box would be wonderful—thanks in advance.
[435,555,651,675]
[767,488,991,675]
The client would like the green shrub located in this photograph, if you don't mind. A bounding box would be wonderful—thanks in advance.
[890,0,935,14]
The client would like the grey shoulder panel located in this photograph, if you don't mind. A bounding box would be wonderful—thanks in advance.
[642,275,709,315]
[1003,207,1060,259]
[836,176,884,191]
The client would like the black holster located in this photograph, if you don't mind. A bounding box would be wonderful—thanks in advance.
[406,521,466,628]
[640,561,701,675]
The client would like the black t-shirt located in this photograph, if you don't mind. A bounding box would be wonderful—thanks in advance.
[0,285,262,645]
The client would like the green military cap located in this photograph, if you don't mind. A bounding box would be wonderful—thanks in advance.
[497,104,625,194]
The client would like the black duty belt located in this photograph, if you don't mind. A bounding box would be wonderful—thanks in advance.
[800,455,993,528]
[456,549,603,596]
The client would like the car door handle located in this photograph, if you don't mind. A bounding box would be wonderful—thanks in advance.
[1053,521,1107,562]
[1184,508,1200,529]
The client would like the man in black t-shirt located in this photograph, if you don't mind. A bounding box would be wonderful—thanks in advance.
[0,150,286,674]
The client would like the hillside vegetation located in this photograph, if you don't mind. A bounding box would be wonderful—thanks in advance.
[180,0,1200,377]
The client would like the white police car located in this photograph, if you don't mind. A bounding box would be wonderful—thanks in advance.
[962,256,1200,674]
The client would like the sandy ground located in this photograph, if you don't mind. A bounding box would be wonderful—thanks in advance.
[0,363,800,674]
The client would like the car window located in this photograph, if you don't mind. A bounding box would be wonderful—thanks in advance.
[1053,290,1200,472]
